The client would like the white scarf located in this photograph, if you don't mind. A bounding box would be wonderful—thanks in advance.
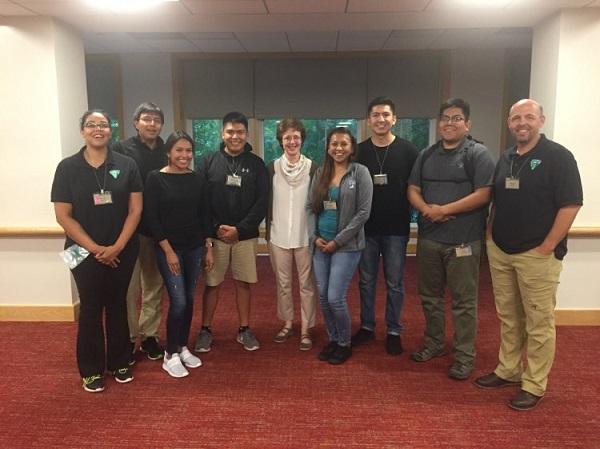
[276,154,311,187]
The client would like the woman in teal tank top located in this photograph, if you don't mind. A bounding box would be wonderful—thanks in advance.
[309,127,373,365]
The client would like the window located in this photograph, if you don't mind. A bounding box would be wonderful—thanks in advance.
[262,119,359,166]
[393,118,433,151]
[191,119,222,167]
[109,119,120,145]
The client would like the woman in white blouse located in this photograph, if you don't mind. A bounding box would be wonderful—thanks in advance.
[266,118,318,351]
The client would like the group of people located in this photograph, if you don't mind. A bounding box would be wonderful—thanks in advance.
[51,96,582,412]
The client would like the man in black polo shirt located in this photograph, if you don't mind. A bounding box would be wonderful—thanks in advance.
[351,97,419,355]
[408,98,495,380]
[475,99,583,411]
[113,102,167,362]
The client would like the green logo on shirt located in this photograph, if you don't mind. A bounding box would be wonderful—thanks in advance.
[530,159,541,170]
[109,169,120,179]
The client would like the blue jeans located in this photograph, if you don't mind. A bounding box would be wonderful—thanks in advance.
[358,235,409,335]
[312,250,362,347]
[156,245,204,354]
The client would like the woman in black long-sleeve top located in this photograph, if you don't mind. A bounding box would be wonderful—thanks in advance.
[144,130,214,378]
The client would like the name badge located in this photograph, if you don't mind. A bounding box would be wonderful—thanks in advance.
[323,201,337,211]
[505,177,520,190]
[93,191,113,206]
[226,174,242,187]
[373,174,388,185]
[455,245,472,258]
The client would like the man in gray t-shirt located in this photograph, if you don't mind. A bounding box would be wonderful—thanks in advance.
[407,98,495,381]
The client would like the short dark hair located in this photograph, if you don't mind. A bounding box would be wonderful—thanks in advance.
[164,130,194,153]
[276,117,306,148]
[133,102,164,123]
[368,96,396,116]
[80,109,111,130]
[439,98,470,120]
[222,111,248,130]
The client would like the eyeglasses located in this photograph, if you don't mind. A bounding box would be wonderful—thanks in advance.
[138,116,163,124]
[84,122,110,130]
[439,115,466,124]
[283,135,302,142]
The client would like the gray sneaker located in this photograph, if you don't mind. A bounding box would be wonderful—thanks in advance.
[236,328,260,351]
[195,329,213,353]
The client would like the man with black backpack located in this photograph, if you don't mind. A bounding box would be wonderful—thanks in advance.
[407,98,495,380]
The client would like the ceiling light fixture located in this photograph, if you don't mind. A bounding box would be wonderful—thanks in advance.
[84,0,179,13]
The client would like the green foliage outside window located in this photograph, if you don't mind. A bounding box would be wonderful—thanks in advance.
[393,118,431,151]
[192,119,222,167]
[263,119,359,166]
[110,119,120,144]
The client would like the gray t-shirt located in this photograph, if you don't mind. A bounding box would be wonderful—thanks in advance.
[408,138,495,245]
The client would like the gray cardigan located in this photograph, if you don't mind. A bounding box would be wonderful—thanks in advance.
[307,162,373,252]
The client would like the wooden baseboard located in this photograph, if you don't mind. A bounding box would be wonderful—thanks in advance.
[555,309,600,326]
[0,303,79,322]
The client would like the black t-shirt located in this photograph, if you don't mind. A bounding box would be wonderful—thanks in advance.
[51,148,143,249]
[144,170,210,250]
[492,135,583,259]
[357,136,419,236]
[112,135,167,236]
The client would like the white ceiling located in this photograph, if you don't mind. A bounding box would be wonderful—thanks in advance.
[1,0,598,53]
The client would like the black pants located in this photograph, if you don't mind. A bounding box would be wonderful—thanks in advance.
[71,240,138,377]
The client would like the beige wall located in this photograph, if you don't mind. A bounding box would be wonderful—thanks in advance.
[0,17,87,311]
[531,9,600,310]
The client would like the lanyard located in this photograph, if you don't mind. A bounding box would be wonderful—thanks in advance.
[373,143,390,174]
[92,164,108,193]
[509,151,534,179]
[226,155,240,176]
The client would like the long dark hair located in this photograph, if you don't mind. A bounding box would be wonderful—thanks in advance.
[311,127,357,214]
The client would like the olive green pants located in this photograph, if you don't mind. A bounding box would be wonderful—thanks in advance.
[487,239,562,397]
[416,238,481,366]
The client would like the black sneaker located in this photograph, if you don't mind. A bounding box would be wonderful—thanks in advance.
[128,341,136,366]
[351,328,374,347]
[141,337,164,360]
[385,334,403,356]
[318,342,338,361]
[328,345,352,365]
[82,374,105,393]
[112,367,134,384]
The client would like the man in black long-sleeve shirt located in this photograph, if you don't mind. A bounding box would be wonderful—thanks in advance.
[112,102,166,362]
[194,112,268,353]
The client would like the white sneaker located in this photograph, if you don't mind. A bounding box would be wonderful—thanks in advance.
[180,346,202,368]
[162,352,189,378]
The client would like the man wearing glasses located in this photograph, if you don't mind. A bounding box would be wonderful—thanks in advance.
[407,98,495,380]
[113,102,167,363]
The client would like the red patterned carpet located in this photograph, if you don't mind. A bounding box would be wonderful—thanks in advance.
[1,257,599,449]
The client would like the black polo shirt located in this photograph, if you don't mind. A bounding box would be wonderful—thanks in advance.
[357,136,419,236]
[112,135,166,236]
[492,134,583,260]
[51,147,143,249]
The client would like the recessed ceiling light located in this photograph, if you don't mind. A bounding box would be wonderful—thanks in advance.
[84,0,179,13]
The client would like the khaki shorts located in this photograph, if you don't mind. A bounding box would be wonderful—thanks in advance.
[205,238,258,286]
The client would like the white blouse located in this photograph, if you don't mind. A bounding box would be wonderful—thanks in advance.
[270,158,312,249]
